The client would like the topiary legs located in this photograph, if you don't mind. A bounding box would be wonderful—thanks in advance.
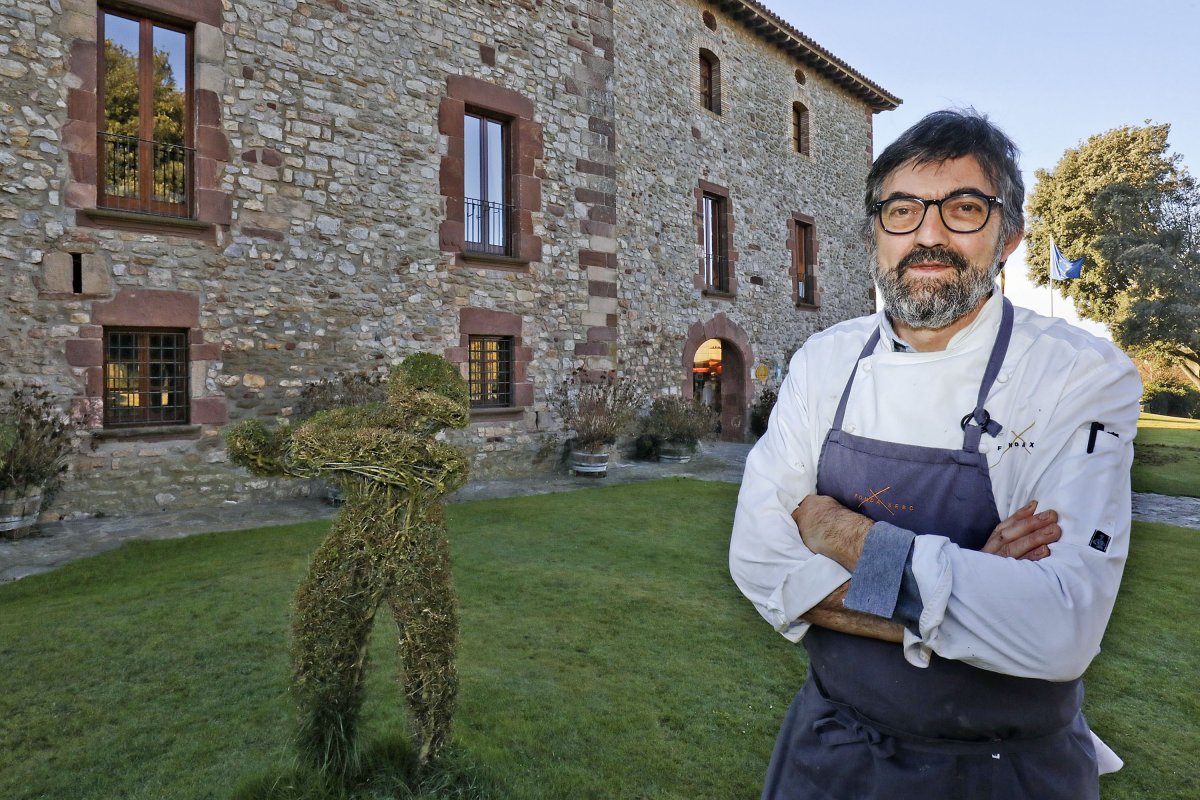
[290,479,460,775]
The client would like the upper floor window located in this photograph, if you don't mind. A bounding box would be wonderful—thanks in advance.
[699,50,721,114]
[464,111,510,256]
[703,192,730,293]
[104,328,190,427]
[468,335,514,409]
[98,10,193,218]
[792,216,818,308]
[792,102,810,156]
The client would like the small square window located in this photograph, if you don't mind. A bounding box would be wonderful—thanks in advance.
[103,328,190,427]
[468,335,514,408]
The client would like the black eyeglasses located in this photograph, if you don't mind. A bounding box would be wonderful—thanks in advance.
[872,192,1003,234]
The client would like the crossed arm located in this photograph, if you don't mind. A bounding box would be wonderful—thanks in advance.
[796,498,1062,643]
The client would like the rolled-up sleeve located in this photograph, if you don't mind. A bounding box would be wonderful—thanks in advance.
[730,348,851,641]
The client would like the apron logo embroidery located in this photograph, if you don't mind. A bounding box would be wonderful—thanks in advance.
[854,486,917,515]
[990,421,1036,467]
[1089,530,1111,553]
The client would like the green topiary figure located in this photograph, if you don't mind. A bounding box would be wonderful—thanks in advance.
[226,353,469,777]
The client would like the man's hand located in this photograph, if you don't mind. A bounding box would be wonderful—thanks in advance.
[791,495,873,571]
[982,501,1060,560]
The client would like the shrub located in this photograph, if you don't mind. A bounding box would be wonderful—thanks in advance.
[549,369,644,452]
[638,396,717,451]
[0,387,75,504]
[1142,378,1200,419]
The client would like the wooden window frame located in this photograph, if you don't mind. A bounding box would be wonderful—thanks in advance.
[463,109,511,257]
[792,102,810,156]
[695,180,737,298]
[97,8,195,218]
[789,213,820,308]
[699,49,721,114]
[102,327,191,428]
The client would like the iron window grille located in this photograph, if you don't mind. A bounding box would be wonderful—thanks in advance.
[103,328,190,427]
[468,336,514,409]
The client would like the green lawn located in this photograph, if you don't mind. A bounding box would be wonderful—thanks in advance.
[0,479,1196,799]
[1134,413,1200,497]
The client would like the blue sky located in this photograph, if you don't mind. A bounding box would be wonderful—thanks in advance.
[767,0,1199,335]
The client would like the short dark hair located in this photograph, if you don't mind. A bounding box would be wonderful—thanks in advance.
[864,109,1024,243]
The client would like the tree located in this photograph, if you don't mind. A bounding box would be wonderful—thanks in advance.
[1026,124,1200,389]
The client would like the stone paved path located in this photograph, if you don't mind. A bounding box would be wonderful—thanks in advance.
[2,441,1195,582]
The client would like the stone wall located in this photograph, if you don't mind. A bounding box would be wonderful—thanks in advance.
[613,0,877,408]
[0,0,888,518]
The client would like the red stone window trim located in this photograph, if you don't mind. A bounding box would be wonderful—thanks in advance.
[695,180,737,298]
[789,212,820,308]
[439,77,543,269]
[445,308,534,417]
[64,289,227,432]
[64,0,230,238]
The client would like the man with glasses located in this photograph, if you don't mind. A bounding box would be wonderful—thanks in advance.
[730,110,1141,798]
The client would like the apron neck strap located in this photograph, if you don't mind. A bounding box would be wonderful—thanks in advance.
[960,296,1014,452]
[830,327,882,431]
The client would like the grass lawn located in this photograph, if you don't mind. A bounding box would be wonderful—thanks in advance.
[0,479,1196,799]
[1134,413,1200,497]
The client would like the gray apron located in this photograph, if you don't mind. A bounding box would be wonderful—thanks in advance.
[761,299,1099,799]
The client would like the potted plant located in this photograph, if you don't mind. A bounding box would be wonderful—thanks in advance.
[638,396,718,463]
[0,387,75,537]
[550,368,643,476]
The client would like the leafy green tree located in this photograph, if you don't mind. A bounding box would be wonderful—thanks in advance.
[1026,124,1200,389]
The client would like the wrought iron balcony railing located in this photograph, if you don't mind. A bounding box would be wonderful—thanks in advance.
[98,132,194,218]
[464,197,514,256]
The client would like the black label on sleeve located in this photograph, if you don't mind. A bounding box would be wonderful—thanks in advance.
[1089,530,1111,553]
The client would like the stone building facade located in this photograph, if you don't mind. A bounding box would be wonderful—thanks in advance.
[0,0,898,518]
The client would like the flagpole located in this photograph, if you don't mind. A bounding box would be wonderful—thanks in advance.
[1049,240,1055,317]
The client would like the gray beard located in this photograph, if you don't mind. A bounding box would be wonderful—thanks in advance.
[873,244,1003,330]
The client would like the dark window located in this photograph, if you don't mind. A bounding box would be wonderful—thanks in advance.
[98,9,193,218]
[103,328,189,427]
[464,111,511,256]
[699,50,720,114]
[793,103,810,156]
[468,336,514,408]
[794,219,817,306]
[703,192,729,292]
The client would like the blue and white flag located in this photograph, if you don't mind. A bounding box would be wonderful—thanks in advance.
[1050,239,1084,280]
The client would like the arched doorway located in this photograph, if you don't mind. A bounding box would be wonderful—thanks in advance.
[682,316,751,442]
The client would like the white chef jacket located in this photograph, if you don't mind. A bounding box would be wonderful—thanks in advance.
[729,291,1142,683]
